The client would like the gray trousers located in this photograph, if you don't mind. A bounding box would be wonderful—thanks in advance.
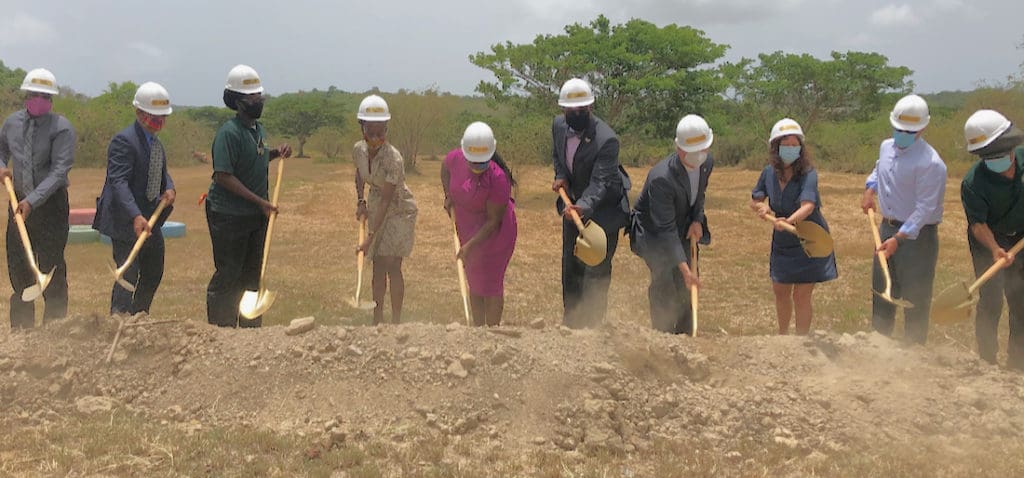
[643,245,695,335]
[968,232,1024,367]
[871,222,938,344]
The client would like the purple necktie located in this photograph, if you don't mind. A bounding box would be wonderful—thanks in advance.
[566,132,581,173]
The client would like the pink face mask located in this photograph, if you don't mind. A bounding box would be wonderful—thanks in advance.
[25,96,52,117]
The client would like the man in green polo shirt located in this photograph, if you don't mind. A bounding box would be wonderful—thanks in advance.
[205,64,291,328]
[960,109,1024,368]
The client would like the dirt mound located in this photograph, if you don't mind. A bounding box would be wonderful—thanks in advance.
[3,315,1024,475]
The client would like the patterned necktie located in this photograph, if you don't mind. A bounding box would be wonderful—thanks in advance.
[147,139,164,201]
[22,119,35,197]
[566,130,581,174]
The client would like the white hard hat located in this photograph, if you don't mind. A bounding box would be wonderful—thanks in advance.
[675,114,714,152]
[461,121,497,163]
[133,82,172,116]
[964,109,1012,152]
[225,64,263,94]
[558,78,595,107]
[357,95,391,122]
[769,118,804,143]
[20,68,59,95]
[889,94,930,132]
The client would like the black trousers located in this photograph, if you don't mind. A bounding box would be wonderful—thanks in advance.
[871,222,939,344]
[968,232,1024,367]
[561,219,620,329]
[644,244,695,335]
[110,230,165,315]
[206,205,266,328]
[6,188,69,328]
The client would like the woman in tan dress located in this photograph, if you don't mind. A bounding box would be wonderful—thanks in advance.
[354,95,418,324]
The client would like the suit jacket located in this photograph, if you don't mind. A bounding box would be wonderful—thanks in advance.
[93,122,174,241]
[551,114,631,231]
[630,152,714,265]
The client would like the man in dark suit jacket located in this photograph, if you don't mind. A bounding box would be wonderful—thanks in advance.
[630,115,714,335]
[93,82,176,315]
[551,78,631,328]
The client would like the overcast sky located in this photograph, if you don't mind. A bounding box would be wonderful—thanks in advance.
[0,0,1020,106]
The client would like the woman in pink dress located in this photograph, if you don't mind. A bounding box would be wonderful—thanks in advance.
[441,122,517,326]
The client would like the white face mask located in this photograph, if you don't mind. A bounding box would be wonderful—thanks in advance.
[683,151,707,168]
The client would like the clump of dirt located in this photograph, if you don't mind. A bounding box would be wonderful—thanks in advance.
[3,314,1024,472]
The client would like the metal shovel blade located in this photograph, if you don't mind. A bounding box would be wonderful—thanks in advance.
[21,268,54,302]
[574,220,607,267]
[107,259,137,292]
[931,281,975,325]
[239,289,276,320]
[347,297,377,311]
[872,289,915,309]
[793,221,834,258]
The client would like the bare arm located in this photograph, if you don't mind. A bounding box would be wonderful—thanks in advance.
[461,200,506,255]
[213,172,274,213]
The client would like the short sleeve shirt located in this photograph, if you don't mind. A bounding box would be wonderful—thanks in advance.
[207,117,270,216]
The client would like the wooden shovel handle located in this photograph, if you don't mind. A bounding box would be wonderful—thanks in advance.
[558,188,587,233]
[867,209,896,291]
[970,236,1024,294]
[117,199,169,276]
[3,177,40,272]
[257,158,285,287]
[759,208,799,235]
[451,212,471,325]
[690,236,698,338]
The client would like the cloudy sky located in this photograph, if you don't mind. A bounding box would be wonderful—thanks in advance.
[0,0,1020,106]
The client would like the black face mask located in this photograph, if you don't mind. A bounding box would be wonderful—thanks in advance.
[565,110,590,132]
[240,100,264,119]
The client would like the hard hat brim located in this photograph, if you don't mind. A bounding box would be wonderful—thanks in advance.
[226,85,264,95]
[133,100,172,116]
[20,84,59,95]
[890,113,930,132]
[676,130,714,153]
[558,97,595,108]
[357,114,391,122]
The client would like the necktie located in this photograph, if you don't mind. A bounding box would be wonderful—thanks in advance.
[22,119,35,197]
[566,130,581,174]
[147,139,164,201]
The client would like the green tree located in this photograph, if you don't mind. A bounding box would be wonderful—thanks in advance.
[723,51,913,134]
[184,105,235,131]
[387,87,460,172]
[264,89,348,158]
[470,15,729,136]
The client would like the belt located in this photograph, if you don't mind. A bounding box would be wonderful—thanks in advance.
[882,216,904,227]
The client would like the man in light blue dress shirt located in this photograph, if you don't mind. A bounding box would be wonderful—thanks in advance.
[861,94,947,344]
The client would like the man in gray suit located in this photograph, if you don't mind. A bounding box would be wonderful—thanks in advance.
[551,78,631,328]
[630,115,714,335]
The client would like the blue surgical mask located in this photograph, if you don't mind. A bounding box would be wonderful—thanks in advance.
[985,155,1012,173]
[778,145,801,165]
[893,130,917,149]
[469,161,490,174]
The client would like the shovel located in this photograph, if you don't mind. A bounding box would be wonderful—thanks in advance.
[932,236,1024,325]
[346,218,376,311]
[867,209,914,308]
[690,236,699,338]
[107,199,168,292]
[3,177,53,301]
[451,214,472,325]
[758,208,834,258]
[239,158,284,320]
[558,188,606,267]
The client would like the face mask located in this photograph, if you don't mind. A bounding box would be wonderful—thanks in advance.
[778,145,801,165]
[140,114,166,133]
[893,130,917,149]
[985,155,1013,173]
[25,96,52,117]
[469,161,490,174]
[565,109,590,132]
[683,151,707,168]
[365,137,385,150]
